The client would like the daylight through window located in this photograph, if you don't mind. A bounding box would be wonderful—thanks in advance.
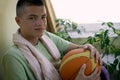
[51,0,120,23]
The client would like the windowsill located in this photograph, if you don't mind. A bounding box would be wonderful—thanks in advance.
[68,23,120,39]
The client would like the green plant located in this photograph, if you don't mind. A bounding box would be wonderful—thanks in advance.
[84,22,120,79]
[55,18,80,41]
[55,19,120,79]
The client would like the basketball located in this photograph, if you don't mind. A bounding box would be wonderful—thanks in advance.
[59,48,101,80]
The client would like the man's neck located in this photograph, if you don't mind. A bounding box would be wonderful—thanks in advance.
[28,38,39,46]
[20,33,39,46]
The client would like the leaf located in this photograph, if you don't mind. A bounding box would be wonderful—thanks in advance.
[118,62,120,71]
[114,49,120,58]
[104,30,109,37]
[114,30,120,36]
[107,64,115,74]
[86,36,96,44]
[101,22,105,25]
[107,22,114,28]
[101,40,105,49]
[113,58,119,66]
[76,29,81,33]
[104,47,110,54]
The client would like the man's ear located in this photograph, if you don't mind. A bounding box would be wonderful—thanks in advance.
[15,16,21,26]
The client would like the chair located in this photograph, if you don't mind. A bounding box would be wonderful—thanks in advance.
[100,66,110,80]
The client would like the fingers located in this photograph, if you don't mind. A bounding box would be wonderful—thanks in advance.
[78,64,86,76]
[83,44,95,58]
[95,51,100,63]
[90,68,98,77]
[96,76,101,80]
[95,69,101,80]
[83,44,102,65]
[99,55,102,65]
[95,53,102,65]
[76,64,101,80]
[75,64,86,80]
[90,68,101,79]
[94,51,102,65]
[97,68,101,76]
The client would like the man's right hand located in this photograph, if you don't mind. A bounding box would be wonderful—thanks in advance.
[75,64,101,80]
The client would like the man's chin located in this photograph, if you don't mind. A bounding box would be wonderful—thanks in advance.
[38,32,45,37]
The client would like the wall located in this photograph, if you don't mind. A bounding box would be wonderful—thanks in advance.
[0,0,18,79]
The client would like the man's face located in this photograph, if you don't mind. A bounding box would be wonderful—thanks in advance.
[16,5,47,39]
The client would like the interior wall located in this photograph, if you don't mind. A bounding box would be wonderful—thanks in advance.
[0,0,18,79]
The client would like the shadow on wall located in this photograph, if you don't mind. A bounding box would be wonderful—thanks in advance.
[0,0,18,79]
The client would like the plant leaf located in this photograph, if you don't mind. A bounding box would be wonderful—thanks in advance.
[107,22,114,28]
[113,58,119,66]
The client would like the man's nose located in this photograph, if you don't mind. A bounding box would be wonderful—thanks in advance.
[36,18,43,26]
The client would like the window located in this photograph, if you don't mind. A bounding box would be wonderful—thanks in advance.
[51,0,120,23]
[51,0,120,38]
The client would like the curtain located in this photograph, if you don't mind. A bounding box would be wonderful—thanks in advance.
[43,0,57,33]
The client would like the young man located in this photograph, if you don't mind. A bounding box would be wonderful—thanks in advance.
[2,0,102,80]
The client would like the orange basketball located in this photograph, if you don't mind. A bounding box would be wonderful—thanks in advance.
[59,48,101,80]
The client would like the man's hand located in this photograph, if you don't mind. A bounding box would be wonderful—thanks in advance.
[75,64,101,80]
[80,44,102,65]
[67,43,102,65]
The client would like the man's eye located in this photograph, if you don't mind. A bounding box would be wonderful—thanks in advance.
[41,16,46,19]
[29,17,35,20]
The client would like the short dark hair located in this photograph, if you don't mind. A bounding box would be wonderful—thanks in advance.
[16,0,44,16]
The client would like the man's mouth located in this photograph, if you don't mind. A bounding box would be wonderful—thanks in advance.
[34,28,45,32]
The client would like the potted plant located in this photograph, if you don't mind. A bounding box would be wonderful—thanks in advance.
[55,19,120,79]
[83,22,120,80]
[55,18,80,41]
